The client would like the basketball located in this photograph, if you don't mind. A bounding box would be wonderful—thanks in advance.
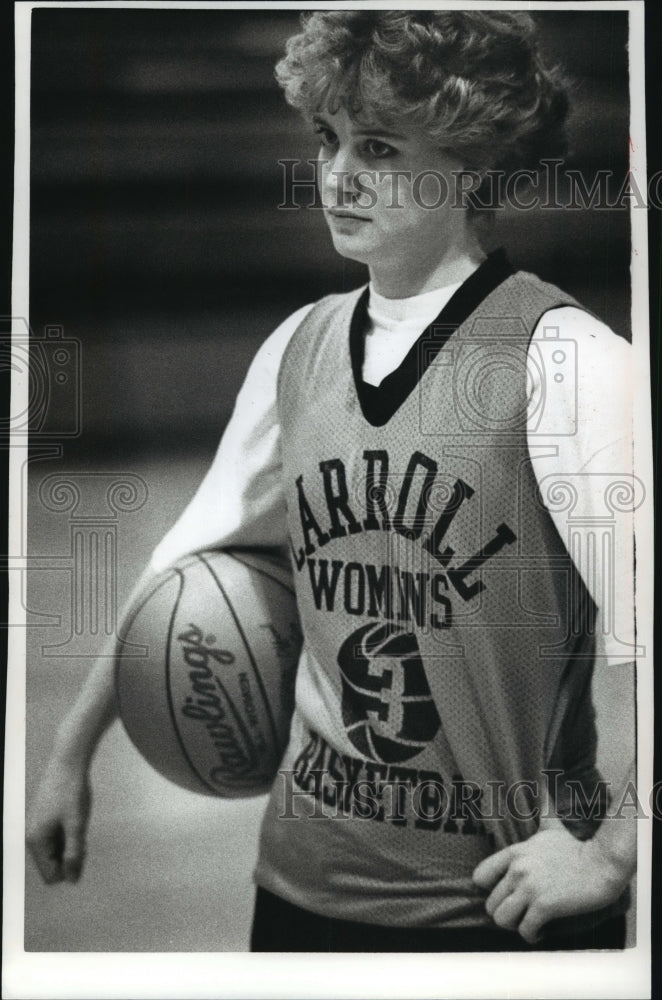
[114,548,302,798]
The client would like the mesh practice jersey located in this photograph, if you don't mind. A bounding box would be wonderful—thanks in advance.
[252,261,624,929]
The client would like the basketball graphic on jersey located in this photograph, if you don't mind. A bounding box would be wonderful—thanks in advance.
[337,623,440,763]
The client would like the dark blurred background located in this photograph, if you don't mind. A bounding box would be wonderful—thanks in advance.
[29,8,631,457]
[25,8,634,953]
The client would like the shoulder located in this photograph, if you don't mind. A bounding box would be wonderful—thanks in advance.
[237,301,318,396]
[532,304,628,345]
[285,286,366,335]
[508,269,631,364]
[530,305,631,374]
[278,285,367,376]
[253,289,364,372]
[500,269,583,318]
[480,269,582,333]
[527,305,632,440]
[251,302,317,369]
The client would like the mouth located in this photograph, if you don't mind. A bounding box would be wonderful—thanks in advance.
[326,209,371,222]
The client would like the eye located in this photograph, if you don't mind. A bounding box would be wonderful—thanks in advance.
[313,125,338,149]
[365,138,397,159]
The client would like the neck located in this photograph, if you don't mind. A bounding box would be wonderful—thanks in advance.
[369,241,486,299]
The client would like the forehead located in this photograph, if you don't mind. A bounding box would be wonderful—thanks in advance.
[315,105,424,142]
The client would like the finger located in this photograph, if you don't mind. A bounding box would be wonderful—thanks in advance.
[473,845,515,890]
[485,870,518,918]
[27,843,62,884]
[63,849,85,883]
[26,825,65,885]
[62,822,87,884]
[491,887,530,932]
[517,903,548,944]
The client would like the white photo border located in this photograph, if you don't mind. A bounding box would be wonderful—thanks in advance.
[4,2,654,998]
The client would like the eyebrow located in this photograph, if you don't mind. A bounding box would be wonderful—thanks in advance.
[311,113,406,141]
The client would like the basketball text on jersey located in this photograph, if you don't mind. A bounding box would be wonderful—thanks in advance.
[283,724,493,842]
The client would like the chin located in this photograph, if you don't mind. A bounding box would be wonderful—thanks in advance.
[329,235,377,266]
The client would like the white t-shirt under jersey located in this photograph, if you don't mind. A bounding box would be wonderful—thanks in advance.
[151,282,636,667]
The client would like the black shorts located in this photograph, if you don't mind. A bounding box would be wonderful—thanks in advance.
[250,887,627,953]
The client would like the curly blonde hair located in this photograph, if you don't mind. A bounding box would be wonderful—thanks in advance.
[275,11,569,177]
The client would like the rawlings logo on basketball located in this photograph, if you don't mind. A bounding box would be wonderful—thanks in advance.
[177,622,236,669]
[177,623,257,785]
[338,623,440,764]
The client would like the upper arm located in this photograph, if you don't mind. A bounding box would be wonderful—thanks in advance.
[528,308,636,666]
[529,309,637,782]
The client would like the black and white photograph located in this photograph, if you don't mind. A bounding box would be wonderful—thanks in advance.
[4,1,655,997]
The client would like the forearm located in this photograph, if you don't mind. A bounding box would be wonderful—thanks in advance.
[52,639,119,766]
[52,565,157,767]
[586,650,638,890]
[590,759,637,889]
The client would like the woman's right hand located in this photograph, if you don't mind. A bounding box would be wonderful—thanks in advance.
[25,569,158,886]
[26,755,93,885]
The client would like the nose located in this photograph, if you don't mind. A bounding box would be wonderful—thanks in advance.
[320,144,362,208]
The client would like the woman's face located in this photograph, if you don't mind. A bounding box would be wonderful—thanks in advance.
[314,106,472,294]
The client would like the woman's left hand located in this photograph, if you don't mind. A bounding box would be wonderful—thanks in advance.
[472,815,628,943]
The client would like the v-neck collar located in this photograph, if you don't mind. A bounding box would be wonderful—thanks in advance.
[349,248,516,427]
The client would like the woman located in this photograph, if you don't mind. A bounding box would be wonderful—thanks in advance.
[27,10,636,952]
